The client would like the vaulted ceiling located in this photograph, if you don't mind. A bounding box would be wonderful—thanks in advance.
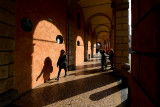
[78,0,112,42]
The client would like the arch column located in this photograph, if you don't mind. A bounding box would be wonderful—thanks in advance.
[84,33,88,61]
[91,33,94,58]
[113,1,129,70]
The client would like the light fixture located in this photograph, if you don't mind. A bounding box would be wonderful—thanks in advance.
[21,18,33,32]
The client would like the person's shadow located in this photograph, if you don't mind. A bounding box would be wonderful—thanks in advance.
[36,57,53,83]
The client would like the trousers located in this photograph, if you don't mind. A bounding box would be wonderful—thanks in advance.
[57,66,67,78]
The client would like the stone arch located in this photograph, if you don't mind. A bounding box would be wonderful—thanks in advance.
[85,13,112,31]
[97,30,110,35]
[93,24,111,33]
[97,30,110,50]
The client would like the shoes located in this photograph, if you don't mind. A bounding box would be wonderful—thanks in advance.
[55,78,59,81]
[64,75,67,77]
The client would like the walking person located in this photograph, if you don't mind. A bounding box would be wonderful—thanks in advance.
[55,49,67,81]
[109,49,114,70]
[100,49,107,71]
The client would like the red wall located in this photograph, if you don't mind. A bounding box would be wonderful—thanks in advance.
[129,0,160,106]
[16,0,67,94]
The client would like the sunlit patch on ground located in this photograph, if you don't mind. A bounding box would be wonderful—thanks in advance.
[13,57,128,107]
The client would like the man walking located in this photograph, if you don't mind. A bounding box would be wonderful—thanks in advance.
[109,49,114,70]
[55,49,67,80]
[100,49,108,71]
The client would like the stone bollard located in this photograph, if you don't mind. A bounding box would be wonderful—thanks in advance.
[121,63,131,84]
[121,63,130,72]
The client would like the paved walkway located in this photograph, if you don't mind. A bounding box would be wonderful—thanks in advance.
[12,58,128,107]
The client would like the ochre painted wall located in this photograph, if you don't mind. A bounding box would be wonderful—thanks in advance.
[88,24,92,57]
[93,33,97,55]
[76,36,84,65]
[16,0,67,94]
[74,8,85,66]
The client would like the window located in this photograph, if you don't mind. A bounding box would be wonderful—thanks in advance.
[77,41,80,46]
[56,35,63,44]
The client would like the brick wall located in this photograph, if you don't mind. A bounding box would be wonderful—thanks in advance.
[129,0,160,106]
[114,1,129,70]
[0,0,18,106]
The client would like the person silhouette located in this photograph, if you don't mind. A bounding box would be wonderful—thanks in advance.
[55,49,67,81]
[36,57,53,83]
[100,49,108,70]
[109,49,114,70]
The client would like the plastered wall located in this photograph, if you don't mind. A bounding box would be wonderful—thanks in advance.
[16,0,67,94]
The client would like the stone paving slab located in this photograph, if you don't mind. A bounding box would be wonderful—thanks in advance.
[11,58,128,107]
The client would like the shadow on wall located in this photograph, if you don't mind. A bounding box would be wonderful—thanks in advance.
[36,57,53,83]
[16,0,67,94]
[16,19,66,94]
[32,20,66,88]
[15,17,34,95]
[15,0,69,97]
